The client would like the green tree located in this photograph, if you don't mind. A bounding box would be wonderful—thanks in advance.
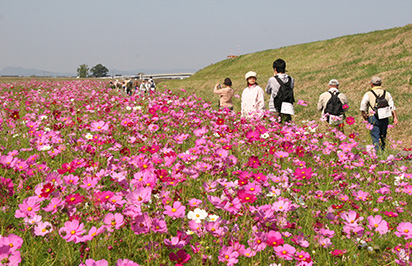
[90,64,109,78]
[77,64,89,78]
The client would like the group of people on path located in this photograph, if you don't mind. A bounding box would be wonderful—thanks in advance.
[111,77,156,96]
[213,58,399,152]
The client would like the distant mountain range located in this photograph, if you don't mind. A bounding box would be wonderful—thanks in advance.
[0,66,198,77]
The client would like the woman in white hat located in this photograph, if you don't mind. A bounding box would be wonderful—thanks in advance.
[241,71,265,118]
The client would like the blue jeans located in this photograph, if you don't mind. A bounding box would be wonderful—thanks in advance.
[367,116,389,151]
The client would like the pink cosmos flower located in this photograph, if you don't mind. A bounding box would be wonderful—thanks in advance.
[0,234,23,253]
[297,99,308,106]
[291,234,310,248]
[65,193,84,205]
[240,246,256,257]
[346,117,355,125]
[367,215,389,235]
[330,249,347,257]
[245,129,260,142]
[164,236,186,249]
[59,220,86,243]
[15,196,41,218]
[115,259,141,266]
[295,251,312,262]
[272,199,291,212]
[243,182,262,195]
[273,244,296,260]
[0,250,22,266]
[222,198,242,214]
[83,259,109,266]
[248,231,267,252]
[294,167,313,180]
[64,174,79,186]
[164,201,186,219]
[57,162,77,174]
[126,187,152,206]
[188,198,202,208]
[103,213,124,232]
[266,231,284,247]
[318,236,332,248]
[131,213,152,235]
[340,210,363,225]
[383,211,398,218]
[353,190,370,201]
[246,156,261,168]
[90,120,109,132]
[274,151,289,159]
[34,221,53,236]
[394,222,412,239]
[151,218,168,233]
[237,189,257,204]
[43,198,64,214]
[218,246,239,266]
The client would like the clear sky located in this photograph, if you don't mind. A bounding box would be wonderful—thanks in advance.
[1,0,411,74]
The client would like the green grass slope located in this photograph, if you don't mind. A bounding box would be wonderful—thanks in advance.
[162,24,412,149]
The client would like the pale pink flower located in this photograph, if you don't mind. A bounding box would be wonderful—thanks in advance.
[103,213,124,232]
[59,220,86,243]
[90,120,109,132]
[367,215,388,235]
[34,221,53,236]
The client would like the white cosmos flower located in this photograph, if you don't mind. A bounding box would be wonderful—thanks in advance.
[260,133,270,139]
[187,208,208,223]
[126,106,132,110]
[207,214,220,222]
[40,145,52,151]
[85,133,93,140]
[40,115,48,120]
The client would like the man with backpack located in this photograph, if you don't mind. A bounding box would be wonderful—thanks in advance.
[360,76,398,151]
[317,79,348,126]
[265,59,295,123]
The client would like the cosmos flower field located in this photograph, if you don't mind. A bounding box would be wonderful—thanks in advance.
[0,80,412,266]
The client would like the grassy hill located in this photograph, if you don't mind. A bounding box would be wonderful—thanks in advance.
[162,24,412,149]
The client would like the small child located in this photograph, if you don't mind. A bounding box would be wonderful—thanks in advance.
[241,71,265,118]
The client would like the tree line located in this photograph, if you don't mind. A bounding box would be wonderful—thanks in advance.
[77,64,109,78]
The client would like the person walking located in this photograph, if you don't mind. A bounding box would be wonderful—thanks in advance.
[214,78,235,110]
[148,76,156,93]
[317,79,348,125]
[265,59,295,123]
[241,71,265,119]
[360,76,398,151]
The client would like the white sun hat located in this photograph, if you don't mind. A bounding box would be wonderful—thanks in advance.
[245,71,257,80]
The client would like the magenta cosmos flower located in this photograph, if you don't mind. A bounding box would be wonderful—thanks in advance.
[65,193,84,205]
[59,220,86,243]
[169,249,191,265]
